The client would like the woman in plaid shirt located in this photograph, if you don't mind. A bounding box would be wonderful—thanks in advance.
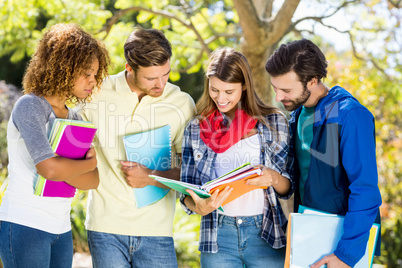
[180,47,294,267]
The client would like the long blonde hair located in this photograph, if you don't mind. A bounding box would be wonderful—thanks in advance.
[196,47,281,125]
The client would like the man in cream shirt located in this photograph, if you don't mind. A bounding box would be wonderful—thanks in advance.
[81,27,195,267]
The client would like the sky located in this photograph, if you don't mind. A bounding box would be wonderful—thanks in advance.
[290,1,353,51]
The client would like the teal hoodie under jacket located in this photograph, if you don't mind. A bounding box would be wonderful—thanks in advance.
[289,85,382,267]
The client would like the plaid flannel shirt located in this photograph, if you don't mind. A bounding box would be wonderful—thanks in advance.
[180,112,295,253]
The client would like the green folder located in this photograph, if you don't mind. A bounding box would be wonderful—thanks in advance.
[149,175,224,212]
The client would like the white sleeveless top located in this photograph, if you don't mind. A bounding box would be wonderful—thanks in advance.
[214,134,264,216]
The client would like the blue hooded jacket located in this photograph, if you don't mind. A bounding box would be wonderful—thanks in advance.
[290,86,382,267]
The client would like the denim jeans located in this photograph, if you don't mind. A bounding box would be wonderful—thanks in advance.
[87,230,178,268]
[0,221,73,268]
[201,214,286,268]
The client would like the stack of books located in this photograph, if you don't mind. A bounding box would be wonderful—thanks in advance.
[149,162,264,209]
[34,119,97,198]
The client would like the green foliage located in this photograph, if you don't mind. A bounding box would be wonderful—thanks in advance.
[173,201,201,268]
[173,69,205,103]
[0,0,240,83]
[103,22,135,74]
[0,121,8,170]
[349,0,402,81]
[0,0,111,61]
[380,218,402,267]
[0,53,30,88]
[71,191,91,252]
[0,82,22,169]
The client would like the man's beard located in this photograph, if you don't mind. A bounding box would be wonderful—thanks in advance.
[133,74,163,98]
[283,85,311,111]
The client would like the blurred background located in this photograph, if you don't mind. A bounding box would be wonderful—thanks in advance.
[0,0,401,267]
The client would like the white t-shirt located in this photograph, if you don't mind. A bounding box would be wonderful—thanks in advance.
[214,134,265,216]
[0,94,79,234]
[81,71,195,237]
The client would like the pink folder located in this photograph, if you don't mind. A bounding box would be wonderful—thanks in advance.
[37,124,97,198]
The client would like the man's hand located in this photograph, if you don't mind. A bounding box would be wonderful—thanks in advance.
[120,161,154,188]
[310,253,351,268]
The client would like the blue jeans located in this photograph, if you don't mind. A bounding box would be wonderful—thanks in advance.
[201,214,286,268]
[87,230,178,268]
[0,221,73,268]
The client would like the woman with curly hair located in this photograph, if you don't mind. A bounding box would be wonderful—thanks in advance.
[0,23,110,267]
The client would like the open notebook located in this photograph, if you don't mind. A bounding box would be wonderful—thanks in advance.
[149,162,265,209]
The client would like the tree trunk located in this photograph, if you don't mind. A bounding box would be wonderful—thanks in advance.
[242,46,274,104]
[234,0,300,104]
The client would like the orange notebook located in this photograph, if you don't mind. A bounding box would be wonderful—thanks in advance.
[209,173,266,206]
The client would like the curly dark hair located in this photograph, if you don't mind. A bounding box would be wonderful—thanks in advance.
[22,23,110,104]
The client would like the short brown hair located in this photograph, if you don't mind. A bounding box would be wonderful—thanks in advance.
[22,23,110,104]
[265,39,327,86]
[124,27,172,71]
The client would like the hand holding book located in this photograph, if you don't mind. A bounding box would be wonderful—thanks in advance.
[149,162,266,211]
[185,186,233,216]
[246,164,291,196]
[85,147,96,159]
[34,119,97,198]
[284,205,380,268]
[120,161,154,188]
[123,125,172,208]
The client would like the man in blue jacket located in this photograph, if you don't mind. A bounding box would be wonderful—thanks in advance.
[265,39,382,268]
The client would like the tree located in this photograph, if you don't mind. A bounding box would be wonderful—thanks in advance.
[1,0,400,103]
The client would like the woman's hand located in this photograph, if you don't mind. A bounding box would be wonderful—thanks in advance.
[85,148,97,170]
[246,165,279,188]
[85,148,96,159]
[246,164,291,195]
[185,186,233,216]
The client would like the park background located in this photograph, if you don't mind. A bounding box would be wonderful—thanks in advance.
[0,0,401,267]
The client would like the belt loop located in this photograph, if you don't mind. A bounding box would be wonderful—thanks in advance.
[218,214,224,228]
[254,215,261,228]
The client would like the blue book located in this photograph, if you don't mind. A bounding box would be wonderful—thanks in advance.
[123,125,171,208]
[285,208,380,268]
